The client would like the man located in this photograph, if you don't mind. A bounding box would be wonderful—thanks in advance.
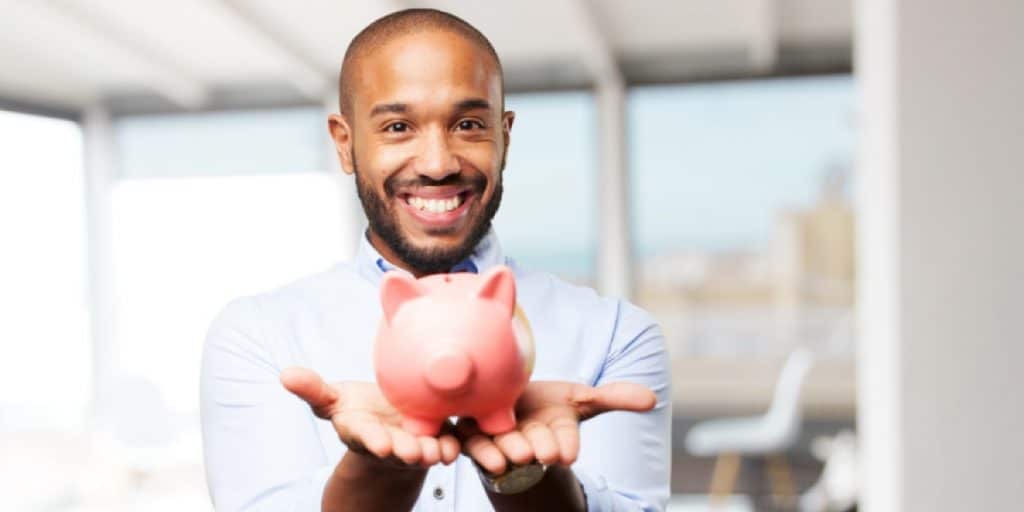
[200,8,670,511]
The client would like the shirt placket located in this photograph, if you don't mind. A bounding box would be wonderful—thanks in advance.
[426,462,456,512]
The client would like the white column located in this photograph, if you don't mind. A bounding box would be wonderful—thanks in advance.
[82,105,117,416]
[856,1,1024,511]
[596,76,632,299]
[323,92,365,260]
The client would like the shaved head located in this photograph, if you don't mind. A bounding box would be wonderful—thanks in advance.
[339,8,504,120]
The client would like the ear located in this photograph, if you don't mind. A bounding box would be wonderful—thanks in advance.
[327,113,355,175]
[475,266,516,318]
[501,111,515,163]
[380,272,425,323]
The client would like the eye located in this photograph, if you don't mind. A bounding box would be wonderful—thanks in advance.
[384,122,409,133]
[456,119,485,131]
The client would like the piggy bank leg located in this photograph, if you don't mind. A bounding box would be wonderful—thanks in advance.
[401,415,442,437]
[476,408,517,435]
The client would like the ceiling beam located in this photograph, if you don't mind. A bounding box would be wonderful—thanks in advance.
[41,0,207,109]
[566,0,623,86]
[750,0,780,71]
[0,95,81,121]
[215,0,330,102]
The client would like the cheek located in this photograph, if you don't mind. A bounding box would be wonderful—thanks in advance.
[371,145,413,172]
[459,143,502,177]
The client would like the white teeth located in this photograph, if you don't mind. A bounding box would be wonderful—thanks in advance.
[408,195,462,213]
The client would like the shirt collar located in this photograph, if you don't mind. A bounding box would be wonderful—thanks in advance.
[355,228,505,284]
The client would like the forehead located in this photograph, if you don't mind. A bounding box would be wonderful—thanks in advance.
[351,31,501,116]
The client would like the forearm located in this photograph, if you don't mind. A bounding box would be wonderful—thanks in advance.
[483,465,586,512]
[322,451,428,512]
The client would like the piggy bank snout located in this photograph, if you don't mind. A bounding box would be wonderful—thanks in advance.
[424,349,474,395]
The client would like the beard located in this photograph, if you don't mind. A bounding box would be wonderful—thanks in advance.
[353,155,503,275]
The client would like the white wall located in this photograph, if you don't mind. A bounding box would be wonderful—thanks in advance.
[857,0,1024,510]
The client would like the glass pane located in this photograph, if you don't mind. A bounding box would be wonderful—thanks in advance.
[114,107,326,179]
[630,76,856,358]
[495,91,596,285]
[111,173,347,414]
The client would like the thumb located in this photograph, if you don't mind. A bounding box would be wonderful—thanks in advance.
[280,366,339,418]
[572,381,657,421]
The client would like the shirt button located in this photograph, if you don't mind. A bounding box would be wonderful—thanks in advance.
[432,486,445,500]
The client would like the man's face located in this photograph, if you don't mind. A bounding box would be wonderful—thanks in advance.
[329,31,514,275]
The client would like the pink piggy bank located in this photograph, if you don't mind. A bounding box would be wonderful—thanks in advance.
[374,265,535,437]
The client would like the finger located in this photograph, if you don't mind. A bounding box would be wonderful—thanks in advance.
[573,381,657,420]
[279,367,338,417]
[464,435,507,474]
[439,434,460,465]
[550,418,580,465]
[336,414,391,459]
[493,430,534,465]
[418,437,441,467]
[388,426,422,466]
[521,422,560,465]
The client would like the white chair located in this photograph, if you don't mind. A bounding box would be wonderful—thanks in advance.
[684,349,815,506]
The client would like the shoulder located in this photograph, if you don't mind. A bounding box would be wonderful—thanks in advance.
[207,261,368,342]
[508,259,664,353]
[244,260,369,310]
[509,259,659,332]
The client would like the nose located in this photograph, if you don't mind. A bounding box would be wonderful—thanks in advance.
[415,128,460,181]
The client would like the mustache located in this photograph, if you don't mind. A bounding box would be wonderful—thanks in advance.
[384,173,487,197]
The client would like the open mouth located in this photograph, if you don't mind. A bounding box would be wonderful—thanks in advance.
[397,188,475,229]
[405,192,467,213]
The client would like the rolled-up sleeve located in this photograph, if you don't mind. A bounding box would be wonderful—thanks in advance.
[200,297,331,511]
[573,301,672,511]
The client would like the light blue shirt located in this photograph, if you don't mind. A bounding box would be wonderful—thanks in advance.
[200,229,671,511]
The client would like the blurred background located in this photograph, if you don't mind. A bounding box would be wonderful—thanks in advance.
[1,1,1019,511]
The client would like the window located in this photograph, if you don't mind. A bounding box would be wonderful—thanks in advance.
[629,75,856,358]
[111,108,345,414]
[494,91,597,285]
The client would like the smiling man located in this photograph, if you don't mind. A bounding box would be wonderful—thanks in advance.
[200,8,670,512]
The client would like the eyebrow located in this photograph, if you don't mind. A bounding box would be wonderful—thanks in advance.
[454,98,492,113]
[369,102,408,117]
[368,98,493,118]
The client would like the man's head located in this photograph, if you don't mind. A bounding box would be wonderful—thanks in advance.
[329,9,514,276]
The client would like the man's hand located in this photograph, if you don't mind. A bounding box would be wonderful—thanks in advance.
[456,380,657,475]
[280,367,460,468]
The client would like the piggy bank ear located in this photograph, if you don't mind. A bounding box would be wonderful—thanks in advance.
[380,272,425,324]
[475,265,516,318]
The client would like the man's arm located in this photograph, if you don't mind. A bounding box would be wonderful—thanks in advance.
[320,445,428,511]
[201,297,334,510]
[279,369,461,512]
[456,301,672,511]
[201,298,456,511]
[573,303,672,510]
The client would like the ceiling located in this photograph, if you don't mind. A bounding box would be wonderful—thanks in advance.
[0,0,851,117]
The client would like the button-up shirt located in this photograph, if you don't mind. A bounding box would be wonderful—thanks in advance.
[200,229,671,511]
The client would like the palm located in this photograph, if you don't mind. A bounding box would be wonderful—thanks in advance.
[458,380,656,475]
[281,367,460,467]
[513,382,593,436]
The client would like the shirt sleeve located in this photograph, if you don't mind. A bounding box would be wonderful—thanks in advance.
[573,300,672,511]
[200,297,333,511]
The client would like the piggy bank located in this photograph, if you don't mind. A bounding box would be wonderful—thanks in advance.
[374,265,535,436]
